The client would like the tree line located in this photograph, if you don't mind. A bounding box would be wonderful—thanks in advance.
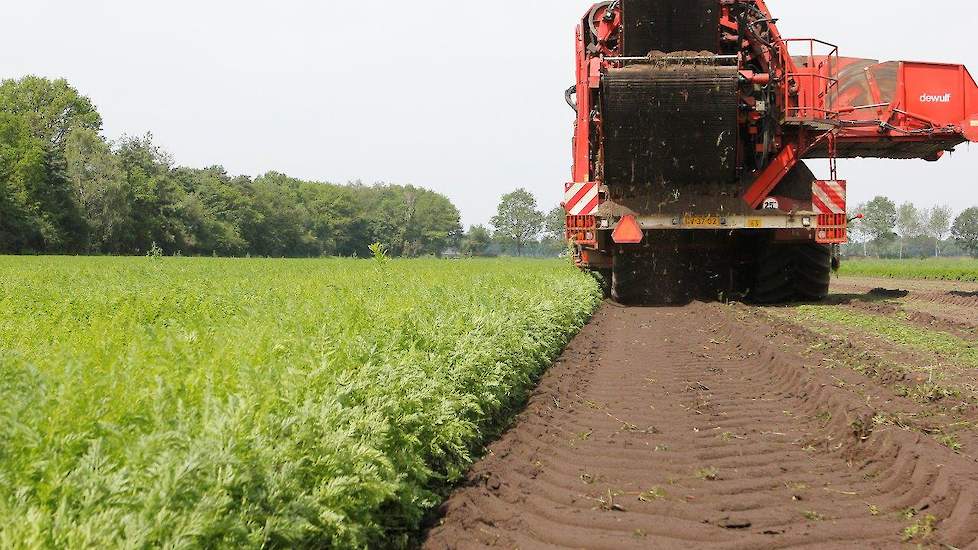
[0,76,464,258]
[459,189,566,258]
[0,76,572,259]
[847,197,978,258]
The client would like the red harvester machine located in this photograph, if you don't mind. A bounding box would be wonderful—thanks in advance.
[565,0,978,304]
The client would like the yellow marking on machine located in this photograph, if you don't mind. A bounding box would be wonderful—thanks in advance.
[683,215,722,227]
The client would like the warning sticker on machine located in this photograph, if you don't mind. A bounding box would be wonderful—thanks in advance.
[971,120,978,127]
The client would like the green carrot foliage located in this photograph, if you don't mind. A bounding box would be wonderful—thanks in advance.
[0,256,600,548]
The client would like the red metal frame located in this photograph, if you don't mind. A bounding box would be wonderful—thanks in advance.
[743,143,801,210]
[572,24,592,183]
[782,39,841,121]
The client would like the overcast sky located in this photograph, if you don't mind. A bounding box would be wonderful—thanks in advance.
[2,1,976,227]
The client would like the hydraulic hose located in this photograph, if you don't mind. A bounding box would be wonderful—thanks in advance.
[565,85,578,112]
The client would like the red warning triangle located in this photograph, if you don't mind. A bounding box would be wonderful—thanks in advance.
[612,215,644,244]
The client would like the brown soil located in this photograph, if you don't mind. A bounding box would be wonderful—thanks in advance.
[832,276,978,330]
[424,285,978,549]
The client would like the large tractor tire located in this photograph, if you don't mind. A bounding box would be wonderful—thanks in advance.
[610,232,758,306]
[611,246,688,305]
[611,249,651,305]
[751,242,831,304]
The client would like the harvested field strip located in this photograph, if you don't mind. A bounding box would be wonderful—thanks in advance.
[425,303,978,549]
[764,303,978,458]
[0,257,601,549]
[770,305,978,411]
[833,276,978,330]
[790,305,978,370]
[894,300,978,334]
[857,302,978,341]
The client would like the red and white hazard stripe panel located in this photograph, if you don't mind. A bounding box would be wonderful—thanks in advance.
[813,180,848,244]
[564,182,600,216]
[812,180,846,215]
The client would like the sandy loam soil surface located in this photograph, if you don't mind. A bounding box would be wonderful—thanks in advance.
[833,276,978,328]
[424,277,978,549]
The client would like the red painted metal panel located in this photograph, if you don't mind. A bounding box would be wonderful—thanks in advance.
[813,182,847,244]
[900,62,978,129]
[743,143,800,209]
[612,215,644,245]
[812,180,846,215]
[572,24,592,183]
[564,182,600,216]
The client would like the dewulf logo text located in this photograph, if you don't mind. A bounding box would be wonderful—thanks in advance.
[920,92,952,103]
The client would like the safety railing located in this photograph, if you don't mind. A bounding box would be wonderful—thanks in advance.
[782,39,840,121]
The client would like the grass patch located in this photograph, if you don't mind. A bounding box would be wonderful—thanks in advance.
[895,382,962,403]
[0,256,601,549]
[841,258,978,281]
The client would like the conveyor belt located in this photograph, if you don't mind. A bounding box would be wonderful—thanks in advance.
[601,63,740,198]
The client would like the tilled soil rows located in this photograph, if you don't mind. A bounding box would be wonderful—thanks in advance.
[425,279,978,549]
[832,276,978,329]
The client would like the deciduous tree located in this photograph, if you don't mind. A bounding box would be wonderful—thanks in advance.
[491,189,544,256]
[924,204,953,257]
[0,76,101,149]
[65,128,129,252]
[952,207,978,257]
[461,225,492,257]
[544,206,567,242]
[0,112,85,252]
[861,196,897,256]
[895,202,923,259]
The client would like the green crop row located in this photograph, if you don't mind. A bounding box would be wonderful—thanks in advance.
[839,258,978,282]
[0,256,601,549]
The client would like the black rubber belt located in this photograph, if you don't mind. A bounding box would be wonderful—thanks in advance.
[601,63,740,198]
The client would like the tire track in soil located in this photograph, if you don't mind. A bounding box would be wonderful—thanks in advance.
[424,302,978,549]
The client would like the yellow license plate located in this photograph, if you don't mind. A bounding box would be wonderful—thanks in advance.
[683,215,721,227]
[747,218,763,228]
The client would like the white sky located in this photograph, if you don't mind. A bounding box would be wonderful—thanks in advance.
[2,1,976,226]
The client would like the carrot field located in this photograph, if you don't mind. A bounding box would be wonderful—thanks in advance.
[0,256,601,549]
[840,258,978,281]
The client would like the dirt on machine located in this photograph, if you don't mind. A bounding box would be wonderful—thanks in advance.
[563,0,978,304]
